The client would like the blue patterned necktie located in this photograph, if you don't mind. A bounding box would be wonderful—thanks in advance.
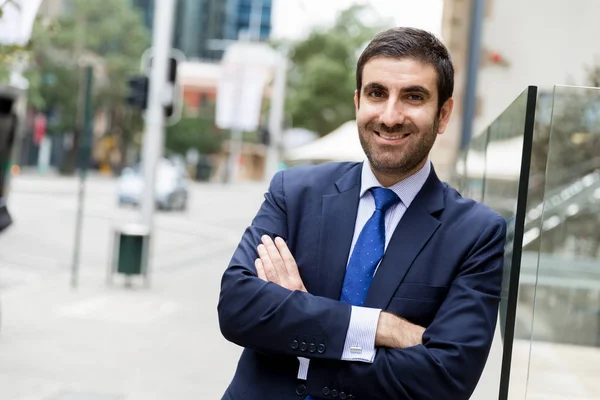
[340,187,400,306]
[305,188,399,400]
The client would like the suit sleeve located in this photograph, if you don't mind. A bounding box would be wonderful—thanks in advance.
[217,170,352,360]
[306,216,507,400]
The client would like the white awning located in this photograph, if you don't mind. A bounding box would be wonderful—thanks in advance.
[284,120,365,163]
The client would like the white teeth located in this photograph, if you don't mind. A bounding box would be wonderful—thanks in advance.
[379,133,408,140]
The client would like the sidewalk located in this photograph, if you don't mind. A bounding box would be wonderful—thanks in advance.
[0,250,241,400]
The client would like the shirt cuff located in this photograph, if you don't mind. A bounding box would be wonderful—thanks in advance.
[297,357,310,380]
[341,306,381,363]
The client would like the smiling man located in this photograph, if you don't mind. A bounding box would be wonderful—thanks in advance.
[218,27,507,400]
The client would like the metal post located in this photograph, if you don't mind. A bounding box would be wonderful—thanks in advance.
[226,128,243,183]
[265,53,287,180]
[71,65,93,289]
[460,0,486,149]
[249,0,264,41]
[138,0,176,282]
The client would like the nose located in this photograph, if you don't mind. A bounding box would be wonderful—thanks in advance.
[379,99,405,128]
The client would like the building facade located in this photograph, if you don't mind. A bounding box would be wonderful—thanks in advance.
[132,0,273,62]
[438,0,600,179]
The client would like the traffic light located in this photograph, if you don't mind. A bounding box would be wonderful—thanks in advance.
[125,75,149,110]
[164,57,178,118]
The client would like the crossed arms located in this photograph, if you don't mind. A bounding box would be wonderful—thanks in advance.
[254,234,425,350]
[217,171,507,399]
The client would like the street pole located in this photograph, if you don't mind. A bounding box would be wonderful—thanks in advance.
[139,0,175,281]
[265,53,287,180]
[226,128,243,183]
[71,65,94,289]
[249,0,264,40]
[460,0,485,150]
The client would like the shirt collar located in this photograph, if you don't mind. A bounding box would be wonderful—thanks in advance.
[359,158,431,208]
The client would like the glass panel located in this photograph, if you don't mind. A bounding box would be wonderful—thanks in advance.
[507,88,555,400]
[526,85,600,399]
[464,127,488,203]
[470,87,539,400]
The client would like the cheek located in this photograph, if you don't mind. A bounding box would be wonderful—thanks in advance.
[357,104,380,124]
[408,107,437,129]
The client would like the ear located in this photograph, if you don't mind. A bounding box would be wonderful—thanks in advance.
[354,90,359,110]
[437,97,454,135]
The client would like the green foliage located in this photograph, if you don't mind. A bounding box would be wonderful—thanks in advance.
[166,105,226,156]
[283,4,390,136]
[23,0,149,172]
[27,0,148,111]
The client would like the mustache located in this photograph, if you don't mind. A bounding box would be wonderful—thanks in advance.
[366,121,416,134]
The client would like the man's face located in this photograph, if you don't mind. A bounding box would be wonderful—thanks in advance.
[355,57,453,177]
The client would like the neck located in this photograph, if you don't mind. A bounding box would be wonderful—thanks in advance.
[369,159,428,188]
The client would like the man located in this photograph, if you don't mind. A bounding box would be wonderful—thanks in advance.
[218,27,507,400]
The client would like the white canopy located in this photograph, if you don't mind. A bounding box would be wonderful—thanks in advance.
[284,120,365,163]
[455,135,523,181]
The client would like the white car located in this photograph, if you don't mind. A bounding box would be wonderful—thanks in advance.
[117,158,189,211]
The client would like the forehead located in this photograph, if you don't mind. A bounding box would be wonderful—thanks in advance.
[361,57,438,93]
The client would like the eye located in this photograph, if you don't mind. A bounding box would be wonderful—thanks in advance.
[369,90,384,98]
[408,94,424,101]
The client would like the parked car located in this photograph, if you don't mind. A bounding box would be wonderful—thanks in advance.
[117,158,189,211]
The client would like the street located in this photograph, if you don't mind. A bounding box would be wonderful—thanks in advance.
[0,172,268,400]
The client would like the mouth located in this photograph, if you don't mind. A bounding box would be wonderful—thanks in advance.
[373,130,411,142]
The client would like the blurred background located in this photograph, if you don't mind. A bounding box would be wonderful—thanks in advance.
[1,0,599,399]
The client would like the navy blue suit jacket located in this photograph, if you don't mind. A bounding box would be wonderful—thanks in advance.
[218,162,507,400]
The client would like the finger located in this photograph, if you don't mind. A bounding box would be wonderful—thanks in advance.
[257,243,280,283]
[274,237,307,292]
[255,258,267,281]
[261,235,288,280]
[274,237,299,277]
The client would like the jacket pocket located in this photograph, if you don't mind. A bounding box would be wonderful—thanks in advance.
[393,283,449,302]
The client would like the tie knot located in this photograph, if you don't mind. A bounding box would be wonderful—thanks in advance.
[370,187,400,212]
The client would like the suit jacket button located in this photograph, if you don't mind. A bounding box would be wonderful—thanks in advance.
[309,343,316,353]
[317,344,326,353]
[300,341,308,352]
[331,389,338,397]
[322,387,330,396]
[339,392,347,399]
[296,384,307,396]
[291,340,299,350]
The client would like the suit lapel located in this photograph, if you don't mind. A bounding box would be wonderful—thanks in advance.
[318,164,362,300]
[364,168,446,309]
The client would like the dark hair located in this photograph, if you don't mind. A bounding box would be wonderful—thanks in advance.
[356,27,454,111]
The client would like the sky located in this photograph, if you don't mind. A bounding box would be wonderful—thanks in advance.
[271,0,444,41]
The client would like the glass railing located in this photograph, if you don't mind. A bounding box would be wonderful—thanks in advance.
[456,87,540,400]
[461,84,600,399]
[523,85,600,399]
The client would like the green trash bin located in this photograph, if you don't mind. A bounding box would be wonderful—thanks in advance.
[109,223,150,287]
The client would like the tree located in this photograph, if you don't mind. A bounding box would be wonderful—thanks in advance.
[283,5,390,136]
[165,104,226,156]
[25,0,149,174]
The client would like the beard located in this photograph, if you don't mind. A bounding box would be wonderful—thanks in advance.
[358,116,440,175]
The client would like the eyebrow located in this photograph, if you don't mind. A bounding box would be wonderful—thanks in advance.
[401,85,431,97]
[362,83,431,97]
[363,82,387,93]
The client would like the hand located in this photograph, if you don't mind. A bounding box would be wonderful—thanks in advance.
[255,235,307,293]
[375,312,425,349]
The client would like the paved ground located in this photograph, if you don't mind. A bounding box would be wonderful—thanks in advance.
[0,172,267,400]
